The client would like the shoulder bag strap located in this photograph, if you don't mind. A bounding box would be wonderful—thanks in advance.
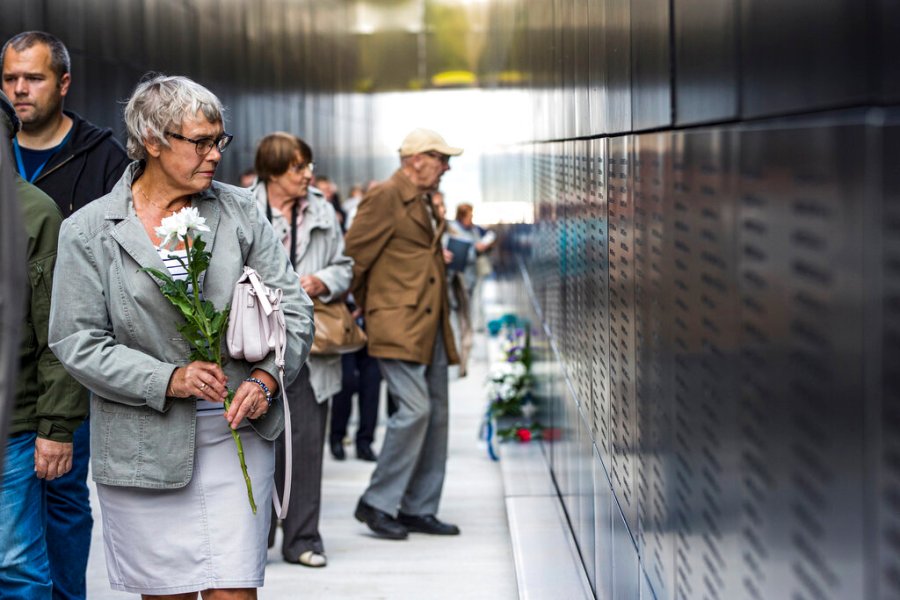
[271,364,291,520]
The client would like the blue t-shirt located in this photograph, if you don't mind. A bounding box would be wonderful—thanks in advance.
[13,129,72,182]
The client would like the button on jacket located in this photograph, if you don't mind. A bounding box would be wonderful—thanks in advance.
[48,162,315,489]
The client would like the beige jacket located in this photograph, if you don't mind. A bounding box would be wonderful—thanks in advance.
[344,169,458,365]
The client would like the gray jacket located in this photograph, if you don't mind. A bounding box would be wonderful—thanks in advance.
[48,162,315,489]
[253,182,353,402]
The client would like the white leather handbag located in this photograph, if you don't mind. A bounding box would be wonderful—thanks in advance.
[227,266,292,519]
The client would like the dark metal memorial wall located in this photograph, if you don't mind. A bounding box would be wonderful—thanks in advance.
[482,0,899,598]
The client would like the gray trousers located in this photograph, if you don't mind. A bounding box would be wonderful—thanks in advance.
[362,330,449,517]
[270,365,328,557]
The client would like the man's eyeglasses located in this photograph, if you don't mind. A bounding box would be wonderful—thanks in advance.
[424,151,450,165]
[289,161,315,174]
[165,131,234,155]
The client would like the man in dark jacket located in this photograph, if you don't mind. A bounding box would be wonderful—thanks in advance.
[2,31,128,217]
[2,31,128,599]
[0,91,88,598]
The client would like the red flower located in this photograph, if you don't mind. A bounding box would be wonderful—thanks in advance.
[542,427,560,441]
[516,427,532,442]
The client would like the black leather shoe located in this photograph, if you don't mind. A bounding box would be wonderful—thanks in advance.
[355,500,408,540]
[397,513,460,536]
[330,440,345,461]
[356,445,377,462]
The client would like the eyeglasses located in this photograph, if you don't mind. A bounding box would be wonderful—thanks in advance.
[165,131,234,155]
[289,161,315,174]
[424,151,450,165]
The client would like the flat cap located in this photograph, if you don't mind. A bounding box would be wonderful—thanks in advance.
[399,128,463,158]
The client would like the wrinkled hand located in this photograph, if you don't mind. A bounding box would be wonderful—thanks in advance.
[225,375,274,429]
[34,438,73,480]
[442,249,453,264]
[168,361,228,403]
[299,274,329,298]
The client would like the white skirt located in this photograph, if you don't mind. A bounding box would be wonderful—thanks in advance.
[96,415,275,595]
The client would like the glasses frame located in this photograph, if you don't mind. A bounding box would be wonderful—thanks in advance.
[165,131,234,155]
[289,161,315,174]
[424,151,450,165]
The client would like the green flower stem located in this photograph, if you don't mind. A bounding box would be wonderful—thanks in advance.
[183,233,256,514]
[224,389,257,515]
[182,235,212,347]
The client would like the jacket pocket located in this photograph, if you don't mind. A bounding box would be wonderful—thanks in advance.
[366,290,419,311]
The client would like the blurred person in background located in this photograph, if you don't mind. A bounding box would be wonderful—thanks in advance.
[239,167,256,187]
[432,192,473,378]
[341,183,364,231]
[253,132,352,568]
[451,203,495,338]
[313,174,346,232]
[330,182,382,445]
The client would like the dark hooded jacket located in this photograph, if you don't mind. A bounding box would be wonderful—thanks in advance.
[30,110,129,217]
[0,95,88,442]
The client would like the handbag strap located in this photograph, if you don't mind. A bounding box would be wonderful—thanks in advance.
[244,266,292,520]
[270,364,292,520]
[265,197,299,270]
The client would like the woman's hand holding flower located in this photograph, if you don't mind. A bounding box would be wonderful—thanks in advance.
[167,361,228,403]
[225,370,277,429]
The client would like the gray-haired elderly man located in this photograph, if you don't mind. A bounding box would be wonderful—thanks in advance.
[344,128,463,540]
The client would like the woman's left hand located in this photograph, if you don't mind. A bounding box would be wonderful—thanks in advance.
[299,274,328,298]
[225,379,269,429]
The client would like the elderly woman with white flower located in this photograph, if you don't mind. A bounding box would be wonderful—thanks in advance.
[48,74,314,599]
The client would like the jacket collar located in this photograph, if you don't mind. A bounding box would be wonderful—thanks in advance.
[391,169,438,239]
[104,162,221,290]
[252,181,331,263]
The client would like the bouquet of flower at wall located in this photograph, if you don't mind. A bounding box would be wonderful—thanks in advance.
[141,207,258,515]
[501,327,530,367]
[487,360,531,418]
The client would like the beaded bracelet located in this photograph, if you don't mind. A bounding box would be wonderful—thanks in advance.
[245,377,273,407]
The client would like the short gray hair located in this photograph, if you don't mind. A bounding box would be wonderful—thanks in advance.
[123,73,225,160]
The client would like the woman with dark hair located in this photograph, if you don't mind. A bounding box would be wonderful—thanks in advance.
[252,132,352,568]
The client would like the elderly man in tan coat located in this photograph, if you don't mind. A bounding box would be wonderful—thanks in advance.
[345,128,462,539]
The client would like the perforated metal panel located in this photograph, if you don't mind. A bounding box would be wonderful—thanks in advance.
[589,138,613,470]
[670,128,742,600]
[607,136,639,536]
[736,118,866,600]
[571,141,592,422]
[632,133,674,600]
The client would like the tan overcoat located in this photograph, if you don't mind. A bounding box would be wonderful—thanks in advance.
[345,169,459,365]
